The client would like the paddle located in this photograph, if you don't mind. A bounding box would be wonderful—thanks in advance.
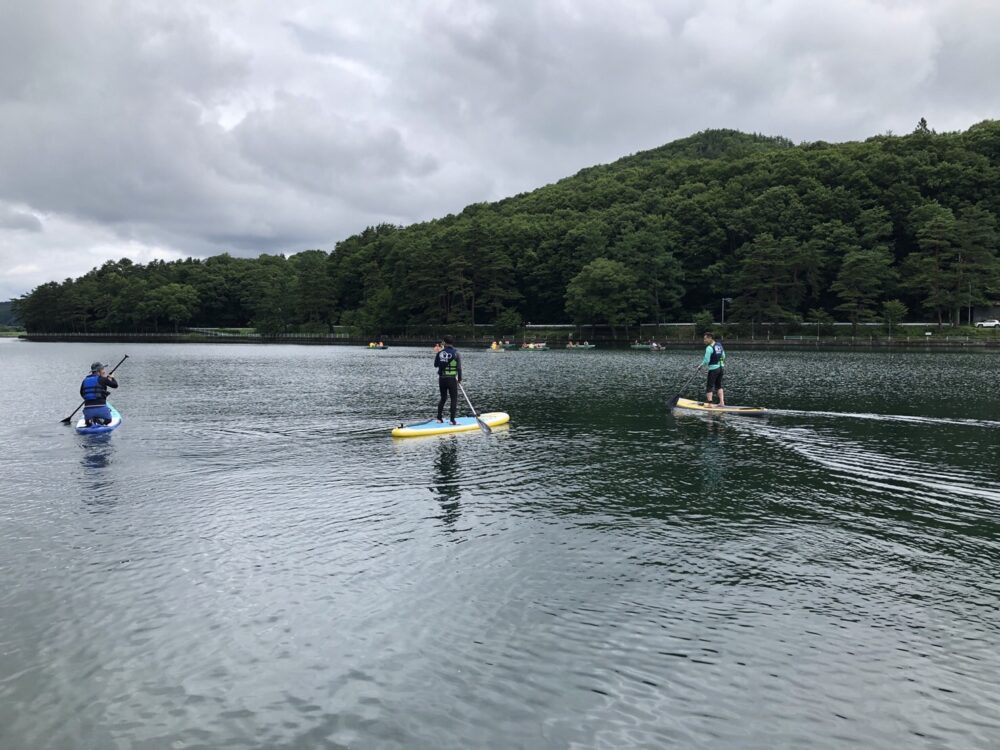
[60,354,129,424]
[457,381,492,434]
[668,364,702,409]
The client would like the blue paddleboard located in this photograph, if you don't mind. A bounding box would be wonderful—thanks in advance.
[75,403,123,434]
[392,412,509,437]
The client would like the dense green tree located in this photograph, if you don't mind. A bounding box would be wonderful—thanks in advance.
[882,299,908,335]
[107,279,151,331]
[565,258,648,333]
[903,202,958,326]
[12,282,66,332]
[340,287,393,337]
[193,254,255,328]
[12,121,1000,334]
[140,283,200,332]
[806,308,836,335]
[612,229,684,321]
[831,247,897,330]
[731,234,814,322]
[954,204,1000,325]
[692,310,714,334]
[290,250,335,329]
[492,308,522,337]
[243,255,296,335]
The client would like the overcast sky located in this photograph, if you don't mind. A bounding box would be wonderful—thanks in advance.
[1,0,998,300]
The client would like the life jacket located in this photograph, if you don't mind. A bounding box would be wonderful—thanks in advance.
[708,341,725,366]
[81,373,108,404]
[438,347,459,377]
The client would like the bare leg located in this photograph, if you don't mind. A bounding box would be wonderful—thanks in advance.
[717,388,725,407]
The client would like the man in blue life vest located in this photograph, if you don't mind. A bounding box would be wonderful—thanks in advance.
[432,336,462,424]
[699,332,726,407]
[80,362,119,425]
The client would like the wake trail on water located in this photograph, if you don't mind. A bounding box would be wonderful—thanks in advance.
[732,421,1000,513]
[767,408,1000,429]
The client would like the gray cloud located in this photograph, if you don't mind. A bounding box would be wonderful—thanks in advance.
[1,0,998,300]
[0,203,42,232]
[233,94,438,207]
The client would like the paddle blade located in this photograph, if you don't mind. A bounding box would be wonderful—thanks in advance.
[476,416,492,434]
[61,401,85,424]
[667,394,681,408]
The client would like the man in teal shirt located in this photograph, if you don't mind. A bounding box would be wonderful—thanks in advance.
[700,331,726,407]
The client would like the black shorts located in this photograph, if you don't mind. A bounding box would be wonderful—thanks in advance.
[706,368,724,392]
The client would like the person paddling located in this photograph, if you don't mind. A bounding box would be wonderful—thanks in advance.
[80,362,119,426]
[433,336,462,425]
[699,331,726,407]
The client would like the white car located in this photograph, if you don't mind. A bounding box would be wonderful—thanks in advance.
[976,319,1000,328]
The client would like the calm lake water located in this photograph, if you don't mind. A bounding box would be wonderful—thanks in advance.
[2,340,999,750]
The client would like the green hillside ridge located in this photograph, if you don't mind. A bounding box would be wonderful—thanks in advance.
[12,121,1000,335]
[0,300,21,328]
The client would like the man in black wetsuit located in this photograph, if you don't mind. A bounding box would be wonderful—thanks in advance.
[433,336,462,425]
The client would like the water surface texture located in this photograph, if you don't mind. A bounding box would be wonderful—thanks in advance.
[2,340,999,749]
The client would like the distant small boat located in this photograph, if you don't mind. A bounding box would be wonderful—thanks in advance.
[566,343,596,349]
[521,342,549,350]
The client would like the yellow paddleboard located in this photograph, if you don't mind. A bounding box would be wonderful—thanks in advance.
[673,398,767,415]
[392,411,510,437]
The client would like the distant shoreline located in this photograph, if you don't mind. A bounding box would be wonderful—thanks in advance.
[16,333,1000,351]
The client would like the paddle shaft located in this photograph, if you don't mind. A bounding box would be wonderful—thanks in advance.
[60,354,129,424]
[457,381,492,434]
[668,364,702,408]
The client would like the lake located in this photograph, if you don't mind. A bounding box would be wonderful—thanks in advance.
[2,340,999,749]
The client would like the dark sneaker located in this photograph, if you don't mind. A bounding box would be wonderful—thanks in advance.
[450,419,458,426]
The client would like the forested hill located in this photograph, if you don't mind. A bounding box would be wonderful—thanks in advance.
[0,300,18,327]
[13,122,1000,335]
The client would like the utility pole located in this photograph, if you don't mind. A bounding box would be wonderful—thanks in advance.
[721,297,732,325]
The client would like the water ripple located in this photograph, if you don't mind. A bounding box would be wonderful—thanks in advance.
[1,343,999,749]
